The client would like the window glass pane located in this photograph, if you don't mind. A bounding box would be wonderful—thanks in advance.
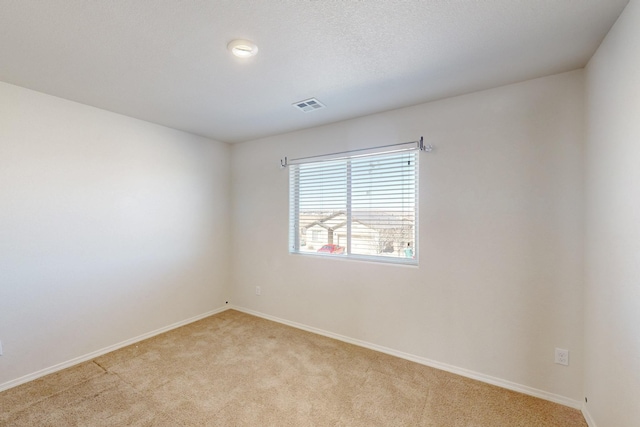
[350,152,416,259]
[294,160,347,255]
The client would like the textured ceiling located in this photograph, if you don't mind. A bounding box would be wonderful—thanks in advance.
[0,0,630,143]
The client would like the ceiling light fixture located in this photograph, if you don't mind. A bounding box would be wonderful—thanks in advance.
[227,39,258,58]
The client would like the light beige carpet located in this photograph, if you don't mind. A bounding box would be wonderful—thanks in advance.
[0,310,587,426]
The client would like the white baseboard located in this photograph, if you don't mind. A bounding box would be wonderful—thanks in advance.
[231,305,582,410]
[0,305,230,393]
[582,405,597,427]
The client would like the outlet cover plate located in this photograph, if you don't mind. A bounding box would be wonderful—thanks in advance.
[555,348,569,365]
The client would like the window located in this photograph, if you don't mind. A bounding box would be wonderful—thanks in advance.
[289,150,418,264]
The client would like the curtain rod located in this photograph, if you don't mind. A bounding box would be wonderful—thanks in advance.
[280,136,432,168]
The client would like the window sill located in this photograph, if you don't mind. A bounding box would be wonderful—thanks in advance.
[289,250,418,266]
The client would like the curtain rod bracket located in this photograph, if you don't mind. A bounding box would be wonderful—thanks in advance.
[280,157,288,169]
[418,136,434,152]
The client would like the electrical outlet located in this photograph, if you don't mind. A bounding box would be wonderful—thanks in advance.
[555,348,569,366]
[255,286,261,296]
[0,340,3,356]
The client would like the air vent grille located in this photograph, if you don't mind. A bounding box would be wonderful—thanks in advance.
[293,98,326,112]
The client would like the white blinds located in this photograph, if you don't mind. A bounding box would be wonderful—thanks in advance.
[289,150,418,263]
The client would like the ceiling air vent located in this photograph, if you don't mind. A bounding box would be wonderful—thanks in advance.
[292,98,326,113]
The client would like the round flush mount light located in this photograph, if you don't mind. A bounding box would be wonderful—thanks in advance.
[227,39,258,58]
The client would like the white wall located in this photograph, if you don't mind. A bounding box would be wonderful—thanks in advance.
[231,71,585,403]
[0,82,230,387]
[584,0,640,425]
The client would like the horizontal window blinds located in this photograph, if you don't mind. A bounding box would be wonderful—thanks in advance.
[289,150,418,263]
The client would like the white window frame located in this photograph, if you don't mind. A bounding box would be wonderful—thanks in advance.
[288,148,419,265]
